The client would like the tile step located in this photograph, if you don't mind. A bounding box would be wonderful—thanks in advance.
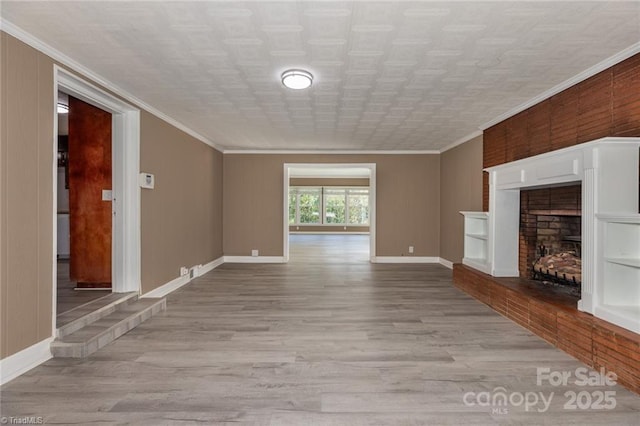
[57,292,139,337]
[51,298,166,358]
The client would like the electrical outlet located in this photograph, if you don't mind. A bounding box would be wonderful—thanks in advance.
[409,246,414,254]
[189,266,198,279]
[180,266,188,276]
[251,249,259,257]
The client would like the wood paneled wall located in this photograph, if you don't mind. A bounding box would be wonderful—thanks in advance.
[483,54,640,210]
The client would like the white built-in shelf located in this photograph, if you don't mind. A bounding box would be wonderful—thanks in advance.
[461,211,490,274]
[604,258,640,268]
[596,213,640,223]
[465,233,488,240]
[597,203,640,334]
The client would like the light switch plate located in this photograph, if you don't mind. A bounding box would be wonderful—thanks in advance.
[102,189,112,201]
[139,172,155,189]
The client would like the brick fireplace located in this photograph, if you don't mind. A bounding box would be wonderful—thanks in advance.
[456,138,640,393]
[519,185,582,280]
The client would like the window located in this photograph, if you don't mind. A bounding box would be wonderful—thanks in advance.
[289,186,369,226]
[288,193,297,225]
[324,188,346,224]
[289,187,321,224]
[347,188,369,225]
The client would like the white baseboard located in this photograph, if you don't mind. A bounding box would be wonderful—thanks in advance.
[373,256,440,264]
[142,275,190,299]
[492,268,520,277]
[223,256,286,263]
[142,256,224,298]
[439,258,454,269]
[198,256,225,276]
[0,338,53,385]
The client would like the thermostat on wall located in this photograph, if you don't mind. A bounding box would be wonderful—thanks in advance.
[139,172,155,189]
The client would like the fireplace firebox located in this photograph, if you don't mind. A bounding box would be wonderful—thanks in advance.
[520,185,582,292]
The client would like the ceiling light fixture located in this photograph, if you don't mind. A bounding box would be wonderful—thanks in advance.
[281,69,313,90]
[57,103,69,114]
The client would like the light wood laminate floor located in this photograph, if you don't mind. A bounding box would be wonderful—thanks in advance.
[57,259,110,316]
[2,235,639,424]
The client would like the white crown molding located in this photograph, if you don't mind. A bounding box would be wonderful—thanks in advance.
[0,338,53,385]
[0,19,224,152]
[439,130,483,154]
[481,41,640,130]
[223,149,440,155]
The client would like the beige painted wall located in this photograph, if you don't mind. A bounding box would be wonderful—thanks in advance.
[1,32,55,359]
[0,32,223,359]
[439,135,484,263]
[139,112,223,293]
[224,154,440,257]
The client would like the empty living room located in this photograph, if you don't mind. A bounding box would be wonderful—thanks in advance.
[1,1,639,424]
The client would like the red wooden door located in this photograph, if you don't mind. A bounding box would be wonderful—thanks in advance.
[68,96,112,288]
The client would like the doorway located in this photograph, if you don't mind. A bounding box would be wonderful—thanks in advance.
[283,163,377,263]
[56,92,112,314]
[53,66,141,331]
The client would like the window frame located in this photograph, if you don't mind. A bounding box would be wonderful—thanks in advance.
[289,186,370,226]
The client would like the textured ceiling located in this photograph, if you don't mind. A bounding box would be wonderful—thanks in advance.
[2,1,639,151]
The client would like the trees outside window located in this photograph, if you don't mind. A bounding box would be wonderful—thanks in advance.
[290,188,321,224]
[289,186,369,226]
[324,189,346,224]
[347,189,369,225]
[288,193,296,224]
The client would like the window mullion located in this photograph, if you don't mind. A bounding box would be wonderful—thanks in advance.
[344,190,349,226]
[322,187,326,225]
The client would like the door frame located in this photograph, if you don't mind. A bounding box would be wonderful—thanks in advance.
[283,163,376,262]
[53,66,141,330]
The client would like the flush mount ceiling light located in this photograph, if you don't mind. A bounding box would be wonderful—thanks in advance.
[281,69,313,90]
[57,103,69,114]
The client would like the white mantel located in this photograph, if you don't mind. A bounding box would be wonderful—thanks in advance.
[465,137,640,334]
